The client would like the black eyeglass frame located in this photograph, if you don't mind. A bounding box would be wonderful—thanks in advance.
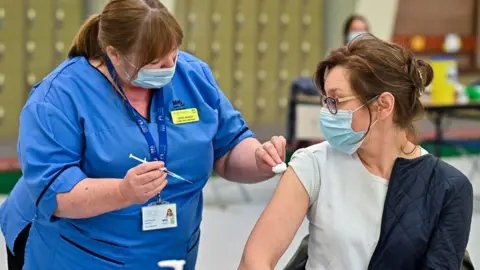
[320,95,358,114]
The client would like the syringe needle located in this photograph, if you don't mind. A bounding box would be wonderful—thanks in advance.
[129,153,193,184]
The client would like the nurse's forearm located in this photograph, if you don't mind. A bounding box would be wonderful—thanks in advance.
[218,138,273,183]
[54,178,130,219]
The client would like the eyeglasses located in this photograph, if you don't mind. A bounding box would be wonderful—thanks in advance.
[321,95,358,114]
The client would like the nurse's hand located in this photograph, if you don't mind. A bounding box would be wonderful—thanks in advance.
[119,161,168,204]
[255,136,287,174]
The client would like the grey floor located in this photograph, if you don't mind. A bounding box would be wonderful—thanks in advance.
[0,156,479,270]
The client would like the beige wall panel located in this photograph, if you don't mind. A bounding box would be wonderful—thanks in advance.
[255,0,280,124]
[183,0,213,63]
[172,0,326,128]
[0,1,26,141]
[209,0,235,98]
[55,0,84,66]
[232,0,258,124]
[25,0,55,86]
[302,0,323,76]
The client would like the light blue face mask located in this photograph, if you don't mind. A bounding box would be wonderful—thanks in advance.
[319,101,377,154]
[124,56,177,89]
[347,31,367,42]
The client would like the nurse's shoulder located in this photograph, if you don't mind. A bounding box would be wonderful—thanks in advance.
[24,56,97,122]
[27,57,91,103]
[174,51,222,104]
[176,51,209,71]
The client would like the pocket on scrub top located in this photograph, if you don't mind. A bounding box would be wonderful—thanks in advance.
[52,231,127,269]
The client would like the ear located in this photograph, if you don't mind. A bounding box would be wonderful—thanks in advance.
[106,46,121,67]
[375,92,395,120]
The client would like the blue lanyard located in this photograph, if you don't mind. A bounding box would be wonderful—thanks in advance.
[105,57,167,163]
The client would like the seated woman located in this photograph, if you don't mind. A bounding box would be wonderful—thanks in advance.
[238,34,473,270]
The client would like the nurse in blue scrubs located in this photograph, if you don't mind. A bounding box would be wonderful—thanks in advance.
[0,1,286,269]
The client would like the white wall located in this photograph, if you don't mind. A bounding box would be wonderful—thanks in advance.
[322,0,399,54]
[323,0,356,54]
[160,0,175,13]
[354,0,398,40]
[86,0,108,14]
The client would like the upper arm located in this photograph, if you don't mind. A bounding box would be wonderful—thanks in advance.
[19,102,87,220]
[213,137,260,180]
[423,177,473,269]
[241,148,321,267]
[199,64,255,161]
[241,168,310,268]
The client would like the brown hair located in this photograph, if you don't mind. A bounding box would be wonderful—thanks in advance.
[68,0,183,76]
[314,33,433,139]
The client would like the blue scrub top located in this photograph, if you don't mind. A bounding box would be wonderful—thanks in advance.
[0,52,254,269]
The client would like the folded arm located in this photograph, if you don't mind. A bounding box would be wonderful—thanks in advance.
[215,137,274,183]
[422,177,473,269]
[19,102,130,220]
[54,178,130,219]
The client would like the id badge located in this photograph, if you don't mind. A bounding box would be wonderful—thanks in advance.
[171,108,200,124]
[142,203,177,231]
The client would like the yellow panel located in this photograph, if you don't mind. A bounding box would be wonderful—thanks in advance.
[55,0,84,66]
[233,0,258,124]
[177,0,191,52]
[25,0,55,81]
[0,0,26,141]
[173,0,325,128]
[255,0,280,124]
[276,1,302,124]
[209,0,235,99]
[302,0,323,77]
[174,0,187,32]
[185,0,212,62]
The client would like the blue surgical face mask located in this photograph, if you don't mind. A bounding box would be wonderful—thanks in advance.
[347,31,367,42]
[319,101,377,154]
[123,56,177,89]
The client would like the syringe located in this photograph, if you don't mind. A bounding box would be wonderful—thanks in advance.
[129,154,193,184]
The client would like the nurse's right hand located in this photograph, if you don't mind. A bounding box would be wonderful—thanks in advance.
[119,161,168,204]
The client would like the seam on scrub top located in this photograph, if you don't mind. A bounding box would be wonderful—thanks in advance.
[40,57,82,102]
[199,63,221,102]
[215,127,255,162]
[68,222,127,248]
[60,235,125,265]
[31,58,84,135]
[187,235,200,253]
[228,127,250,146]
[35,164,76,207]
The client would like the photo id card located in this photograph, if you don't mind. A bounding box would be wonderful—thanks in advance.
[141,203,177,231]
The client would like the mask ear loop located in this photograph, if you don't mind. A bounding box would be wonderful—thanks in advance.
[352,95,381,129]
[352,95,380,113]
[123,56,138,69]
[367,95,382,128]
[121,56,139,82]
[352,103,366,113]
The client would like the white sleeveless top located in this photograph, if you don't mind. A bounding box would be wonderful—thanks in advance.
[288,142,428,270]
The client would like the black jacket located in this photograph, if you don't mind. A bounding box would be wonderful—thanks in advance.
[368,155,473,269]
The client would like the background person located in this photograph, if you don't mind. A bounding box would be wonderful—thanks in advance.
[343,14,370,44]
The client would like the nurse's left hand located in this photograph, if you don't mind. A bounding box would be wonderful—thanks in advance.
[255,136,287,174]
